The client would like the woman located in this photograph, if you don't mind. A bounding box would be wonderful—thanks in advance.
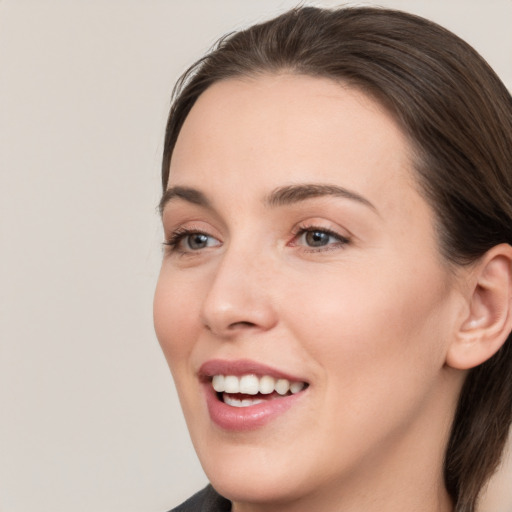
[153,6,512,512]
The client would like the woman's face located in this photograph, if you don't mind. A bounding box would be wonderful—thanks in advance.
[154,75,465,508]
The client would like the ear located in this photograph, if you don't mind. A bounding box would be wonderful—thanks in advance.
[446,244,512,370]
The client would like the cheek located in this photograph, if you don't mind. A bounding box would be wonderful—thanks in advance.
[283,261,453,389]
[282,269,455,451]
[153,268,201,370]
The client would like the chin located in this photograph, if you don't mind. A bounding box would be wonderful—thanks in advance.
[194,436,325,507]
[209,469,310,507]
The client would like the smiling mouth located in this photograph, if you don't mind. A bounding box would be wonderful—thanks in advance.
[211,374,309,408]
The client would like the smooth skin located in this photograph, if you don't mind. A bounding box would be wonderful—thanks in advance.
[154,75,512,512]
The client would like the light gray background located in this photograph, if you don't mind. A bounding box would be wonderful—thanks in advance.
[1,1,511,511]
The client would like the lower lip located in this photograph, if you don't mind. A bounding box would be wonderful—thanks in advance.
[204,383,305,431]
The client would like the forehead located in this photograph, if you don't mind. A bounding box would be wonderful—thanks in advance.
[169,74,416,197]
[168,76,437,241]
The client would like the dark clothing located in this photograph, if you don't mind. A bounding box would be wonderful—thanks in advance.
[169,485,231,512]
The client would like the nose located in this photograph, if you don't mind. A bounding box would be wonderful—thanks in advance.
[200,246,278,338]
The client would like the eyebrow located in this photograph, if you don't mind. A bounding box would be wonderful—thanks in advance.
[159,183,377,215]
[159,186,211,214]
[265,183,377,211]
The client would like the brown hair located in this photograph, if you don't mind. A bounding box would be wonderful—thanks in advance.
[161,7,512,511]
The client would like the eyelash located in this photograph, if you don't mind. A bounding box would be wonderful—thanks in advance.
[163,225,350,255]
[163,227,216,253]
[291,224,351,252]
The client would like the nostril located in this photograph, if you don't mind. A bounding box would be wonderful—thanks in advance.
[229,321,257,329]
[203,320,257,335]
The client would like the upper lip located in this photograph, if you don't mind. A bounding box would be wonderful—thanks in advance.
[198,359,308,383]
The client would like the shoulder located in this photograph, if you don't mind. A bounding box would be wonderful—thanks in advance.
[168,485,231,512]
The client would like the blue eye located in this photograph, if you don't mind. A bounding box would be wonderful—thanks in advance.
[164,229,221,253]
[303,230,334,247]
[186,233,211,250]
[295,227,350,249]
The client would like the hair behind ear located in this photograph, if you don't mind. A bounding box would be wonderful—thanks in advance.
[445,336,512,512]
[444,246,512,512]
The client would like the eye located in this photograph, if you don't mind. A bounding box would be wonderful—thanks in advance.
[292,225,350,250]
[185,233,214,250]
[303,230,335,247]
[164,228,221,253]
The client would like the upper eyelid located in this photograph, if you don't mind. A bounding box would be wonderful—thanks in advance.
[166,227,220,242]
[292,220,352,238]
[161,208,227,238]
[292,226,350,246]
[163,218,220,236]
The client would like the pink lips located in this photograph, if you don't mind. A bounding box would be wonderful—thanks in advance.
[199,359,308,431]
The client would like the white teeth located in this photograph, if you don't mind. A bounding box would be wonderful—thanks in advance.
[212,375,225,392]
[223,394,265,408]
[224,375,240,394]
[290,381,305,394]
[275,378,290,395]
[259,375,275,394]
[211,374,306,399]
[239,374,260,395]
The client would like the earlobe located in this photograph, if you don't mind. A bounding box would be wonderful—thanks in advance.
[446,244,512,370]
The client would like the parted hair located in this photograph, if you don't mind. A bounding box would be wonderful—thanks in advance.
[161,7,512,512]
